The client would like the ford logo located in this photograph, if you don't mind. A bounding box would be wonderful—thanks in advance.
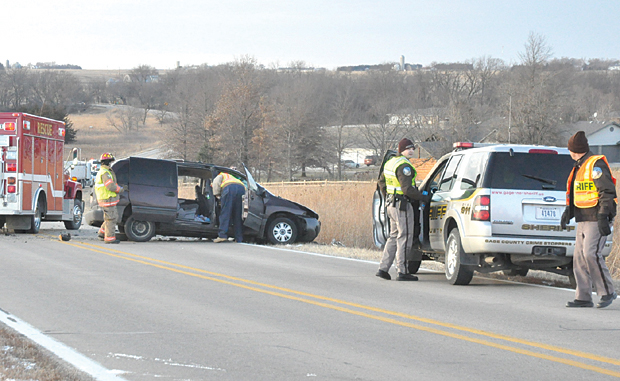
[543,196,557,202]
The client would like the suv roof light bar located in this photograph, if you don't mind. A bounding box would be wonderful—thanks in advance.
[453,142,474,149]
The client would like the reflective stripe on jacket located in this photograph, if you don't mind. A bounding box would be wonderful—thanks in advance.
[383,156,416,195]
[95,167,120,207]
[566,155,616,208]
[221,173,244,188]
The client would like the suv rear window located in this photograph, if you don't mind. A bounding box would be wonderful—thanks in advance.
[485,152,574,191]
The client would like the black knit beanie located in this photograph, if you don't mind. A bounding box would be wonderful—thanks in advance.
[398,138,415,154]
[567,131,589,153]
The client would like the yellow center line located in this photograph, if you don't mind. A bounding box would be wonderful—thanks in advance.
[62,240,620,377]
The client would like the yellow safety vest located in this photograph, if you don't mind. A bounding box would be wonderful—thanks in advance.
[384,156,416,195]
[95,167,119,204]
[566,155,616,208]
[221,173,244,188]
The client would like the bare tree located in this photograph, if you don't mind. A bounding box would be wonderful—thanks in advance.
[106,106,142,134]
[505,32,571,145]
[29,70,83,114]
[166,66,222,161]
[128,65,160,126]
[210,56,264,167]
[518,32,553,79]
[4,67,29,109]
[360,71,411,156]
[330,74,362,180]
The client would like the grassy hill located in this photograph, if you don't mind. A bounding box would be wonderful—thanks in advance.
[67,105,167,161]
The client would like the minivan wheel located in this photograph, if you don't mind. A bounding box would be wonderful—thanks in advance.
[445,228,474,285]
[267,217,298,244]
[124,216,156,242]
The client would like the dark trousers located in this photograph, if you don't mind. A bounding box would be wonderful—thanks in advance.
[218,183,245,242]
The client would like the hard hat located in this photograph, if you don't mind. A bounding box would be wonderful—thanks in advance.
[100,152,115,161]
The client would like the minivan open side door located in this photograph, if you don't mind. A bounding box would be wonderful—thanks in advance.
[241,164,265,233]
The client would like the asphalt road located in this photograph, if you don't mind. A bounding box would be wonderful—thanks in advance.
[1,226,619,380]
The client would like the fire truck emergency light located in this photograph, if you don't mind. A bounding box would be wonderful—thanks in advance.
[2,122,15,131]
[5,163,16,172]
[7,185,16,193]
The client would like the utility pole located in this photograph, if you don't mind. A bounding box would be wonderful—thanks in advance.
[508,95,512,144]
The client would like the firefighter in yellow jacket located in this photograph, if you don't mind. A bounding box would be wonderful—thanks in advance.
[376,138,431,281]
[562,131,617,308]
[95,153,123,244]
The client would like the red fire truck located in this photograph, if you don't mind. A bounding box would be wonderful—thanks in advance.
[0,112,83,233]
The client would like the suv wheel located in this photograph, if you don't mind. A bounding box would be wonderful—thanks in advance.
[267,217,298,244]
[407,260,422,274]
[124,216,156,242]
[445,228,474,285]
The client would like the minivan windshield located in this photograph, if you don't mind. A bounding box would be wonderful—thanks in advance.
[486,152,574,191]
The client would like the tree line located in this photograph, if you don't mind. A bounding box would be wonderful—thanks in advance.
[1,33,620,180]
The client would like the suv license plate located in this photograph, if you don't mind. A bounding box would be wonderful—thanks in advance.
[536,207,560,220]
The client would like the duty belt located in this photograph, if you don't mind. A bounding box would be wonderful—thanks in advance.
[387,194,408,206]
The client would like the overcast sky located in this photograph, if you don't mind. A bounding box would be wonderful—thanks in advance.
[4,1,619,70]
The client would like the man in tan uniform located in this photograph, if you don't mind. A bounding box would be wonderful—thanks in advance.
[376,138,430,281]
[562,131,617,308]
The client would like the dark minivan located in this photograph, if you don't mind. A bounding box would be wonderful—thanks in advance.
[84,157,320,244]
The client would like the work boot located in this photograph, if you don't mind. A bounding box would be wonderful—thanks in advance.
[105,239,120,244]
[566,299,594,308]
[375,269,391,280]
[597,292,617,308]
[396,273,418,281]
[213,237,228,243]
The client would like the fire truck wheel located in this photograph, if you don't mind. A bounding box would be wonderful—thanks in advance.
[124,216,156,242]
[17,203,42,234]
[64,202,83,230]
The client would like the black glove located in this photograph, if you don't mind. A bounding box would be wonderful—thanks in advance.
[598,215,612,236]
[560,207,570,230]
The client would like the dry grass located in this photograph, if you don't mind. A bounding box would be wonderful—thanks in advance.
[263,181,377,248]
[0,325,94,381]
[68,107,167,161]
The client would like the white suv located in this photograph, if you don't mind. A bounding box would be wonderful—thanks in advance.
[372,142,613,285]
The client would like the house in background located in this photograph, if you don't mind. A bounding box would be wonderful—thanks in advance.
[586,123,620,162]
[561,121,620,163]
